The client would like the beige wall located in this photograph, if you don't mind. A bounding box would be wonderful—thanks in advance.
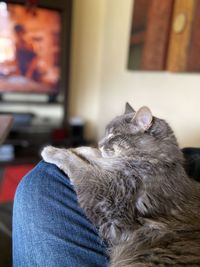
[70,0,200,147]
[69,0,106,140]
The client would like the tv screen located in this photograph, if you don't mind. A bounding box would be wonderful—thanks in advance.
[0,2,61,95]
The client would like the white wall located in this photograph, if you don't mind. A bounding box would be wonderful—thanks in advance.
[70,0,200,147]
[69,0,106,140]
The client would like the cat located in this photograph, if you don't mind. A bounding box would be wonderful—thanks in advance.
[41,103,200,267]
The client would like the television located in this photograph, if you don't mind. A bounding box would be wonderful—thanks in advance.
[0,0,71,103]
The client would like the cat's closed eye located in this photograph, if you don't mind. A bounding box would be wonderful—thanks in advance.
[124,117,132,123]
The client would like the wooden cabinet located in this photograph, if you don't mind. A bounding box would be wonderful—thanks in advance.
[128,0,200,72]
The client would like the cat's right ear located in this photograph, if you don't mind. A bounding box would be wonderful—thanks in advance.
[132,106,153,131]
[124,102,135,114]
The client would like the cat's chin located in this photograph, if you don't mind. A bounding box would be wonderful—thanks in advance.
[101,152,110,158]
[99,147,107,158]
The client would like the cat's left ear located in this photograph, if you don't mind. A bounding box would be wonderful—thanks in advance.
[124,102,135,114]
[132,106,153,131]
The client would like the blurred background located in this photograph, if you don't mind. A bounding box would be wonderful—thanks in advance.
[0,0,199,266]
[69,0,199,147]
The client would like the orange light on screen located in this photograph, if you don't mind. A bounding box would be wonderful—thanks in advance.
[0,37,15,62]
[0,2,62,93]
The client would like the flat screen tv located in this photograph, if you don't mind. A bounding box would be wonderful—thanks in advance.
[0,2,63,100]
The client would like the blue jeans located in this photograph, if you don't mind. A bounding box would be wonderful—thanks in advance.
[13,161,108,267]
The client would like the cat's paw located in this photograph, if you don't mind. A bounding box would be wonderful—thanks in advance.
[41,146,61,164]
[74,146,101,157]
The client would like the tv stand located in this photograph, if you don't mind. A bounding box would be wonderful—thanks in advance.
[0,109,68,165]
[0,109,86,165]
[48,94,59,103]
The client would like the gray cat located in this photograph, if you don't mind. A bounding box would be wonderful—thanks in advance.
[42,104,200,267]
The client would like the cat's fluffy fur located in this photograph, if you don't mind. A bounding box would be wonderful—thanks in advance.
[42,104,200,266]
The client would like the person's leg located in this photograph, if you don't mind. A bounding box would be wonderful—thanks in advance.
[13,161,108,267]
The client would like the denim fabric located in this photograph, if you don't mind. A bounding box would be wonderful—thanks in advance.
[13,161,108,267]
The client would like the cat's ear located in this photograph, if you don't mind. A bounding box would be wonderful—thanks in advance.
[132,106,153,131]
[124,102,135,114]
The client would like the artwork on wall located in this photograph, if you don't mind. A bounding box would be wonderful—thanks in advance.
[128,0,200,72]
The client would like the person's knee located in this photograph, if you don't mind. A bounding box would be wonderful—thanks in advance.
[14,162,45,208]
[13,163,42,223]
[13,161,69,224]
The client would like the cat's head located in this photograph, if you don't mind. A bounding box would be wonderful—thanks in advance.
[98,103,178,158]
